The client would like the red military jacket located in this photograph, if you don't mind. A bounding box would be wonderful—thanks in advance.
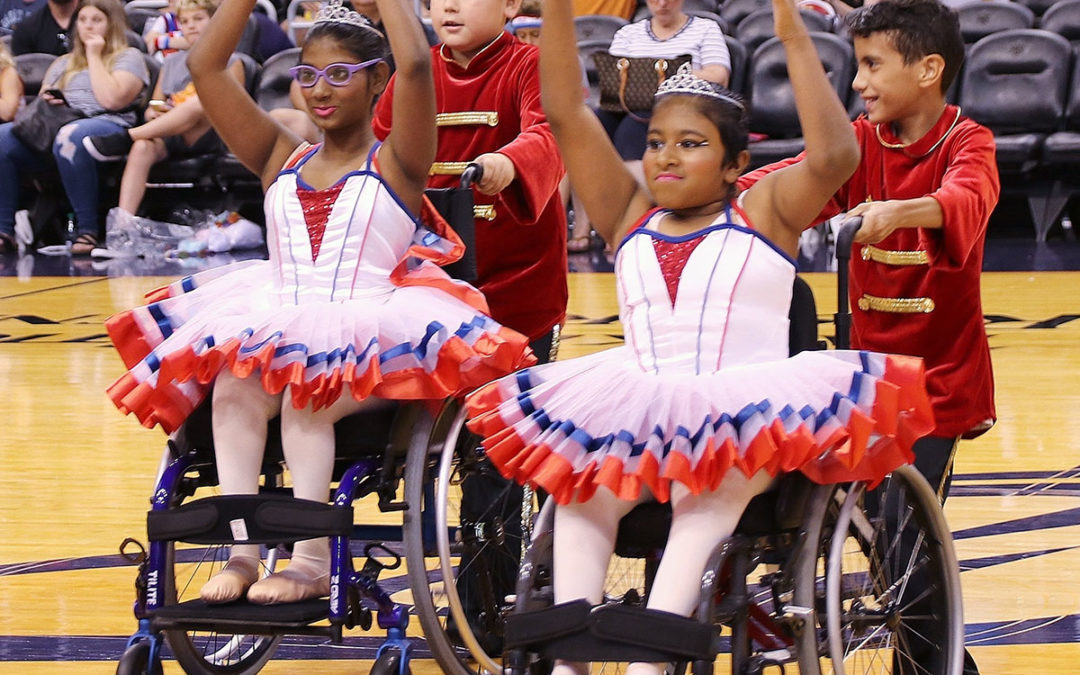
[373,32,568,342]
[740,106,999,438]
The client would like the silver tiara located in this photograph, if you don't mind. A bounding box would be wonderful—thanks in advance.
[656,63,744,110]
[313,0,380,32]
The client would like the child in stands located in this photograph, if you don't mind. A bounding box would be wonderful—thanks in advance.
[464,0,935,672]
[83,0,245,218]
[105,0,533,605]
[739,2,995,671]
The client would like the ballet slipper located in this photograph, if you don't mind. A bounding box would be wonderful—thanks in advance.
[199,556,261,604]
[246,568,331,605]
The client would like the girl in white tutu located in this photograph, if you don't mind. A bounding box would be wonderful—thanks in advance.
[463,0,935,671]
[105,0,533,605]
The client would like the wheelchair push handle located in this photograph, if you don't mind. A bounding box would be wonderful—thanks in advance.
[460,162,484,190]
[834,216,862,351]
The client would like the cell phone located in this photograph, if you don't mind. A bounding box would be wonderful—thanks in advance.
[44,89,66,103]
[148,99,171,112]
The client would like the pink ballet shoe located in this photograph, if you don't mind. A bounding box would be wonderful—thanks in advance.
[246,568,330,605]
[199,557,261,604]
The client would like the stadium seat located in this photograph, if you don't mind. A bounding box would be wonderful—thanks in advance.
[13,52,56,104]
[573,14,628,43]
[726,34,747,94]
[744,32,854,170]
[1036,42,1080,239]
[960,28,1072,238]
[720,0,769,29]
[125,6,161,36]
[735,7,834,53]
[255,47,300,112]
[955,0,1035,44]
[1038,0,1080,43]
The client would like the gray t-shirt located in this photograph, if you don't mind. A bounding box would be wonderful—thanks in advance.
[159,50,240,98]
[44,47,149,126]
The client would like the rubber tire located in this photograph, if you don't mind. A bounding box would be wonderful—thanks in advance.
[116,641,163,675]
[369,650,412,675]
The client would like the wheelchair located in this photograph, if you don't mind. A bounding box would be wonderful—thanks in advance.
[414,219,967,675]
[114,167,520,675]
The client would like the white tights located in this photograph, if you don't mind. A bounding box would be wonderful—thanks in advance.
[550,470,774,675]
[209,371,376,593]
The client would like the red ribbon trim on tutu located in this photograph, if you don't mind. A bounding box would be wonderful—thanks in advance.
[464,353,933,503]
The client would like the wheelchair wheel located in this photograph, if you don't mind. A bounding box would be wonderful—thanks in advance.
[794,465,965,675]
[402,401,529,674]
[159,470,284,675]
[116,640,163,675]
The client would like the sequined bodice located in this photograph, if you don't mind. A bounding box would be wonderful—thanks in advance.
[264,145,418,304]
[616,207,795,374]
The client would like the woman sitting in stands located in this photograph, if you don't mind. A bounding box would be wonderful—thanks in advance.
[0,0,148,254]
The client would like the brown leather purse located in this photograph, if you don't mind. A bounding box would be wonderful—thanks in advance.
[593,52,692,120]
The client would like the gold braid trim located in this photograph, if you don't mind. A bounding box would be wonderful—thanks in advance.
[429,162,473,176]
[860,245,930,266]
[857,294,935,314]
[474,205,495,221]
[436,112,499,127]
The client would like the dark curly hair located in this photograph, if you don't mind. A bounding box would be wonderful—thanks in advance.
[846,0,965,93]
[303,18,388,64]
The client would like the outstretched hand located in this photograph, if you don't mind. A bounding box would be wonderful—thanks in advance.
[472,153,516,195]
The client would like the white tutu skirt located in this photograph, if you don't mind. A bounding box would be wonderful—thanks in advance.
[108,259,534,434]
[465,348,934,504]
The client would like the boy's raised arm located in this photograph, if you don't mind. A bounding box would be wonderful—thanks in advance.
[188,0,300,188]
[539,0,650,245]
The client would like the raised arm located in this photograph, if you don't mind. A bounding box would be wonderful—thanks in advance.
[187,0,301,189]
[741,0,859,254]
[374,0,435,211]
[540,0,651,246]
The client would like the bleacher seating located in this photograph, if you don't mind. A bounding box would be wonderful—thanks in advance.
[720,0,769,29]
[955,0,1036,44]
[574,14,628,43]
[13,53,56,103]
[255,47,300,112]
[124,6,161,36]
[1040,53,1080,237]
[744,32,854,170]
[725,34,747,94]
[1039,0,1080,43]
[1016,0,1059,18]
[735,8,835,52]
[961,28,1073,239]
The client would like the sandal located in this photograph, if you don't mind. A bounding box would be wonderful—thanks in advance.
[70,233,99,256]
[0,232,14,254]
[567,235,591,252]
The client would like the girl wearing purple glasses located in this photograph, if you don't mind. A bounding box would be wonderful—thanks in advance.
[103,0,534,606]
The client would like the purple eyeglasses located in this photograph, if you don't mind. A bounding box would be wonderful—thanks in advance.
[288,58,383,88]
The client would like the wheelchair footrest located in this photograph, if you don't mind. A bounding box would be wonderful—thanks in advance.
[147,494,354,544]
[505,600,715,662]
[151,597,329,630]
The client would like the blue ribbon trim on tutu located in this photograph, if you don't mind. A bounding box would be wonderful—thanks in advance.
[505,359,880,460]
[148,304,173,340]
[181,276,196,293]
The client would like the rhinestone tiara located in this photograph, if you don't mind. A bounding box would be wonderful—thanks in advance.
[656,63,744,109]
[313,0,381,33]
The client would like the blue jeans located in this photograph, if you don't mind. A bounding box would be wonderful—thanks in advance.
[0,117,127,239]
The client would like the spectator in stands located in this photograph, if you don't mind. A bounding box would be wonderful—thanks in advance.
[372,0,568,650]
[573,0,635,21]
[0,0,149,254]
[739,2,995,672]
[144,0,186,61]
[602,0,730,185]
[0,0,45,36]
[10,0,75,55]
[83,0,245,218]
[0,40,22,122]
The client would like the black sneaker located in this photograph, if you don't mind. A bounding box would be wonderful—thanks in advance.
[82,132,133,161]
